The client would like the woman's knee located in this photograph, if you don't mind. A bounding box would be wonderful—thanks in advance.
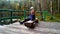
[35,18,39,23]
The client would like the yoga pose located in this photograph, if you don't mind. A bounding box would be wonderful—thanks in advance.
[20,6,38,24]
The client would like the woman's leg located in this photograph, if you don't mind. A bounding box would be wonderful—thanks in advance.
[20,18,30,24]
[23,18,30,22]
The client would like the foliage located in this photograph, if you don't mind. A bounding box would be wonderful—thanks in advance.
[52,0,58,11]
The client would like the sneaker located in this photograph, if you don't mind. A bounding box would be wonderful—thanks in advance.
[20,21,24,24]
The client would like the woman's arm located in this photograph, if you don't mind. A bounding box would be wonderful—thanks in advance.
[31,9,35,15]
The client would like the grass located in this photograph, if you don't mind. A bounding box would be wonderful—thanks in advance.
[20,13,60,22]
[45,13,60,22]
[35,14,60,22]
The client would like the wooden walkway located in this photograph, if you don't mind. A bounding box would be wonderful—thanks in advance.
[0,22,60,34]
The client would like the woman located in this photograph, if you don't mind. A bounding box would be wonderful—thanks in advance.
[29,6,35,20]
[20,7,38,24]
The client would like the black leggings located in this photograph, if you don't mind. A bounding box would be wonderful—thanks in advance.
[22,18,38,23]
[22,18,30,23]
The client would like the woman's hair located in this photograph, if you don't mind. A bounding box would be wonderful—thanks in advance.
[30,6,36,11]
[30,6,34,10]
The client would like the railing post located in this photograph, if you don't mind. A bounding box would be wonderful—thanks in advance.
[24,10,26,19]
[10,10,12,23]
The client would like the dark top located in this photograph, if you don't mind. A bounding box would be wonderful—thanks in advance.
[29,14,35,20]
